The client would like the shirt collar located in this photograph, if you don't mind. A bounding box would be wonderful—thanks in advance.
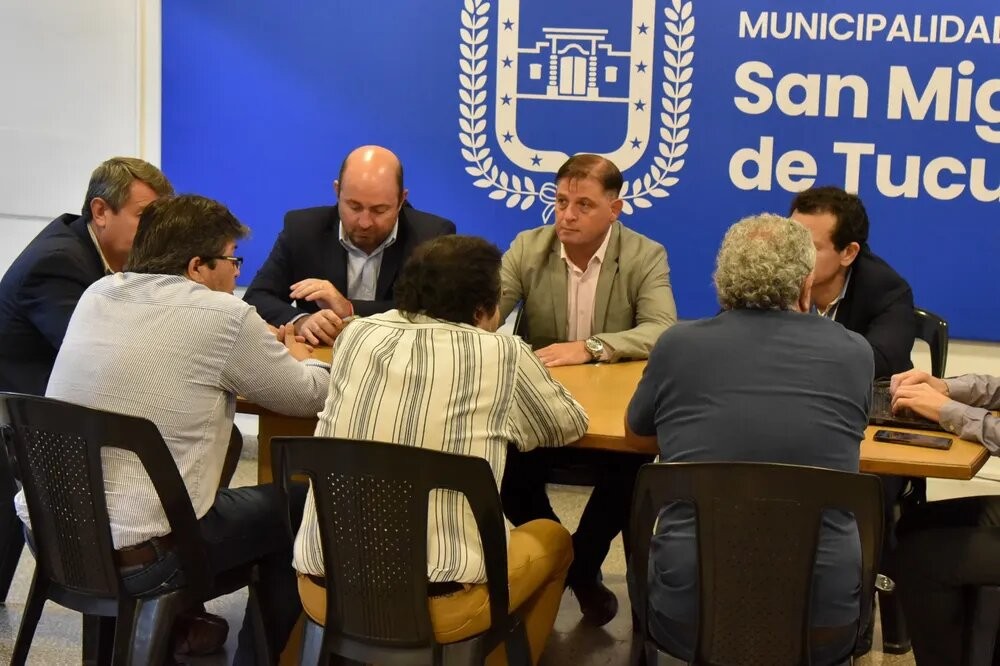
[338,219,399,255]
[559,226,613,269]
[814,267,852,318]
[85,222,114,274]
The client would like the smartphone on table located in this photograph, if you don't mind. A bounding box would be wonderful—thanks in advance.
[873,429,952,450]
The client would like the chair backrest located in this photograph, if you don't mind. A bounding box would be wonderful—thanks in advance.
[273,436,512,661]
[0,393,210,599]
[913,307,949,378]
[629,462,883,666]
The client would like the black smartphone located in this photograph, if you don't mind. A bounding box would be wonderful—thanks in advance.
[873,429,952,450]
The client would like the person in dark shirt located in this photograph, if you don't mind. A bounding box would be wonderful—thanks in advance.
[627,213,873,665]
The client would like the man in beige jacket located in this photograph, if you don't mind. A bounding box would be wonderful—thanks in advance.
[499,154,676,625]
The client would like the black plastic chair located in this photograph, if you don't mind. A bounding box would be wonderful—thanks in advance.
[272,436,531,666]
[914,307,949,378]
[0,393,269,666]
[628,462,884,666]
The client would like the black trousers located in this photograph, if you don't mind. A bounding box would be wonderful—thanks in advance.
[500,444,652,586]
[892,495,1000,666]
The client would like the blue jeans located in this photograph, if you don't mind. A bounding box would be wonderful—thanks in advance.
[120,483,306,665]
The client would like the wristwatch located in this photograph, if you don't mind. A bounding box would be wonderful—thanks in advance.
[584,336,605,362]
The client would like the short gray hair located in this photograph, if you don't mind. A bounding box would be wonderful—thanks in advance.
[713,213,816,311]
[81,157,173,221]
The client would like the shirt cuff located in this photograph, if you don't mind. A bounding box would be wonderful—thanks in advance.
[944,376,975,404]
[288,312,309,326]
[938,399,970,435]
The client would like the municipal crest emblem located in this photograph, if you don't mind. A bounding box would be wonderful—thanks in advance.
[458,0,694,220]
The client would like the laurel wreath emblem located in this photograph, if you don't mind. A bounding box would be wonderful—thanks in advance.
[458,0,694,220]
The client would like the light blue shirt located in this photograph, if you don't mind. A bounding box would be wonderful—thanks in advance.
[338,221,399,301]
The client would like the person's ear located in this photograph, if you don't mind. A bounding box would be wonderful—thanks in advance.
[186,256,207,284]
[333,180,341,199]
[399,188,409,211]
[90,198,110,229]
[840,241,861,267]
[610,197,623,218]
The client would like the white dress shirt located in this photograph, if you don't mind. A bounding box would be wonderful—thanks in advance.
[561,228,612,342]
[15,273,330,548]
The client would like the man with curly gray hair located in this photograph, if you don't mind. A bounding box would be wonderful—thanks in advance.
[627,213,874,665]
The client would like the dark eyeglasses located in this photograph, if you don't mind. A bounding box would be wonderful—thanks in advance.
[202,255,243,270]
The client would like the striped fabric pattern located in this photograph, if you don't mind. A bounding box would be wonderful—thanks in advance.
[292,310,588,583]
[14,272,331,549]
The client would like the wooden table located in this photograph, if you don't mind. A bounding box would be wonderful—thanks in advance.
[239,357,990,483]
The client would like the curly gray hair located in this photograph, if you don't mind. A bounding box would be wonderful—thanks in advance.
[714,213,816,311]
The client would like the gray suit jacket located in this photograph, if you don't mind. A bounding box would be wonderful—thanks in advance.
[499,222,677,361]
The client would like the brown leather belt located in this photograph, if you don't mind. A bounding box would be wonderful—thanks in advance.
[114,534,175,568]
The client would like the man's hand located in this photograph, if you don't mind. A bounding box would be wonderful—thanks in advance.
[890,369,949,397]
[892,383,950,423]
[534,341,592,368]
[276,324,314,361]
[289,278,353,318]
[294,310,349,346]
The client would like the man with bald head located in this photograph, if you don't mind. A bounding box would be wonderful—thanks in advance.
[245,145,455,344]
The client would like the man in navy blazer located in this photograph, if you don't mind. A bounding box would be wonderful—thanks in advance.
[244,146,455,344]
[790,186,914,379]
[0,157,171,603]
[0,157,172,397]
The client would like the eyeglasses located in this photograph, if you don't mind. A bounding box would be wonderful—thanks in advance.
[202,255,243,270]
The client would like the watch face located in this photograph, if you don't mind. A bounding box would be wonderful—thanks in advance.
[586,338,603,356]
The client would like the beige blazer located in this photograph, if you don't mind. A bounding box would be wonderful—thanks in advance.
[499,222,677,362]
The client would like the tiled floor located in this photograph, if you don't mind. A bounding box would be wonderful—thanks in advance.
[0,438,923,665]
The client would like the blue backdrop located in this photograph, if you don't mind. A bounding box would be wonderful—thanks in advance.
[163,0,1000,340]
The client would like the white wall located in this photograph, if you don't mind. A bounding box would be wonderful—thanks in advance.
[0,0,160,271]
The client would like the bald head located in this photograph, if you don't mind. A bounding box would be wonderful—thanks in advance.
[334,145,408,254]
[336,145,404,199]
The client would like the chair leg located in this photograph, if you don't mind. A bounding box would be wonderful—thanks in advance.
[504,621,532,666]
[300,617,325,665]
[83,614,117,666]
[9,568,49,666]
[110,598,138,666]
[126,591,186,666]
[246,578,273,666]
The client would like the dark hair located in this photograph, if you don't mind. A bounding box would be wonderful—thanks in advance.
[555,154,623,196]
[790,186,869,250]
[394,235,502,325]
[126,195,249,275]
[81,157,173,222]
[338,152,405,198]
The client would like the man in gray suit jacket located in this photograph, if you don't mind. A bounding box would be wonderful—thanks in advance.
[499,154,676,625]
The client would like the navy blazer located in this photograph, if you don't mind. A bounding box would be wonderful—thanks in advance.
[244,204,456,325]
[0,214,106,395]
[835,247,915,380]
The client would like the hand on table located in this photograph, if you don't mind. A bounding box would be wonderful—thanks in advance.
[294,310,350,346]
[891,383,950,423]
[276,324,313,361]
[534,341,592,368]
[289,278,353,318]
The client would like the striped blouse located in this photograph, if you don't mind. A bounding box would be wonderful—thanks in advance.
[292,310,589,583]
